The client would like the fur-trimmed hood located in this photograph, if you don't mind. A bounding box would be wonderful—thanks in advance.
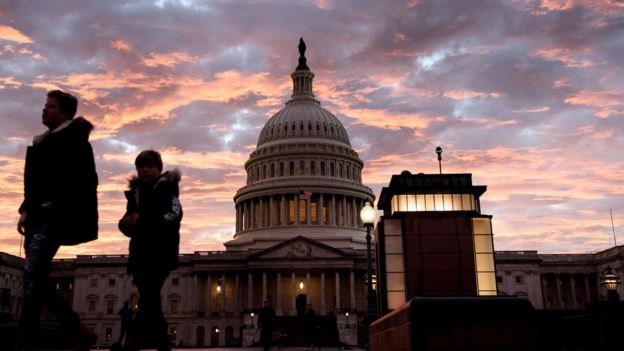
[33,116,94,145]
[128,168,181,191]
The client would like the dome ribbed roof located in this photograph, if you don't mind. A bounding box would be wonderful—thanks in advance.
[257,100,351,146]
[256,40,351,147]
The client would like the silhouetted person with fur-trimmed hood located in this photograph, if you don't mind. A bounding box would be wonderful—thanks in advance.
[15,90,99,351]
[119,150,182,351]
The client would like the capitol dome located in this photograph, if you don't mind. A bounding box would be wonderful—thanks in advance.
[225,39,374,251]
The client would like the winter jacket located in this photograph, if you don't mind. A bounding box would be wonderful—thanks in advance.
[118,169,182,275]
[19,117,99,245]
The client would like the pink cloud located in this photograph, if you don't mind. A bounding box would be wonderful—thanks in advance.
[0,25,32,44]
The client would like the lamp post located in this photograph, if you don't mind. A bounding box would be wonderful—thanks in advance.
[600,266,621,302]
[360,201,377,350]
[250,312,255,345]
[345,311,350,328]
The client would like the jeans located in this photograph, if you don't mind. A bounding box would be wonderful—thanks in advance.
[130,271,171,350]
[19,223,81,334]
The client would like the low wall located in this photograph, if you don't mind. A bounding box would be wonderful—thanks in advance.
[370,297,539,351]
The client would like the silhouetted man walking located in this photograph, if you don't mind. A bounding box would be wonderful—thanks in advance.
[15,90,99,351]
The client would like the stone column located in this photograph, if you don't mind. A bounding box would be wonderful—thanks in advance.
[235,204,239,231]
[221,273,226,315]
[244,201,249,230]
[541,274,549,309]
[350,270,355,310]
[320,272,326,315]
[248,272,253,311]
[330,195,336,226]
[295,195,300,225]
[235,273,240,312]
[250,199,256,228]
[276,272,282,315]
[291,272,296,315]
[206,275,212,315]
[584,274,591,304]
[269,196,275,227]
[318,194,323,225]
[306,197,311,225]
[570,274,577,309]
[281,194,287,226]
[352,197,357,227]
[306,271,311,304]
[191,274,198,315]
[342,196,347,226]
[259,197,264,227]
[262,272,267,303]
[555,274,563,309]
[335,271,341,311]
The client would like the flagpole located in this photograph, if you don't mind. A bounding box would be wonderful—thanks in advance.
[611,208,617,247]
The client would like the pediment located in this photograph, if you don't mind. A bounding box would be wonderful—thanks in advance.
[251,236,350,260]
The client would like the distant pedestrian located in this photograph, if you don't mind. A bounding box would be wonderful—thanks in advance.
[303,303,319,350]
[119,150,182,351]
[118,300,134,343]
[258,300,276,350]
[14,90,98,351]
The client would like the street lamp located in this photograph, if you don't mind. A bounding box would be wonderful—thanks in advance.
[250,312,256,345]
[600,266,621,302]
[360,201,377,350]
[345,311,350,328]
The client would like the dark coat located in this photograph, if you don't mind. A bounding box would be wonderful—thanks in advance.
[19,117,98,245]
[118,169,182,275]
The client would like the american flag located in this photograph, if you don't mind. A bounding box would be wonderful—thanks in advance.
[299,190,312,200]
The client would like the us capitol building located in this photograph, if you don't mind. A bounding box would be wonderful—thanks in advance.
[1,40,623,347]
[2,40,375,347]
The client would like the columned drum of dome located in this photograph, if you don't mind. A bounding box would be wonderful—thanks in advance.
[225,39,374,251]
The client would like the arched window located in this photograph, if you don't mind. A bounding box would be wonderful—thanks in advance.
[320,161,325,176]
[339,164,343,178]
[289,161,294,176]
[299,160,305,175]
[271,163,275,178]
[310,161,316,175]
[330,162,335,176]
[280,162,284,176]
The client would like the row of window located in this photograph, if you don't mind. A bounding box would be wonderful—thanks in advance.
[247,159,361,184]
[87,294,181,315]
[260,120,347,142]
[238,197,363,231]
[390,193,477,213]
[496,275,525,284]
[89,277,180,287]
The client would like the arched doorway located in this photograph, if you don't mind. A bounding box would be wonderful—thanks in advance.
[210,326,220,347]
[196,326,204,347]
[296,294,307,316]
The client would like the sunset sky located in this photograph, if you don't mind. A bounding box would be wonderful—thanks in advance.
[1,0,623,258]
